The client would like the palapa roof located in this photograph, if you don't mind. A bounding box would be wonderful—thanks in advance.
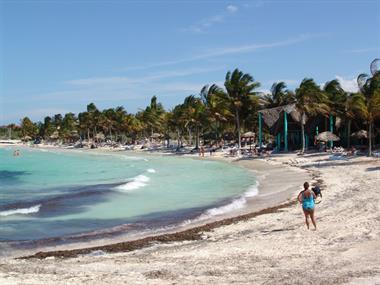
[258,104,306,127]
[316,131,340,142]
[242,131,255,138]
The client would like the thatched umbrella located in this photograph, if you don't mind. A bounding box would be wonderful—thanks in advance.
[49,131,59,140]
[351,130,368,139]
[242,131,255,150]
[316,131,340,142]
[151,133,163,139]
[21,135,32,141]
[96,132,105,141]
[242,131,255,138]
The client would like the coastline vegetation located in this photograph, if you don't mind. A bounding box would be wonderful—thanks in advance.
[1,63,380,155]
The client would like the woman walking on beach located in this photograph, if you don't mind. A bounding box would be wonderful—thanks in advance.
[298,182,317,230]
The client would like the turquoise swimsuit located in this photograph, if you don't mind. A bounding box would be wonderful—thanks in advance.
[302,191,315,210]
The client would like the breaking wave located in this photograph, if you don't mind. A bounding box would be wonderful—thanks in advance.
[181,181,259,226]
[114,175,150,192]
[0,204,41,217]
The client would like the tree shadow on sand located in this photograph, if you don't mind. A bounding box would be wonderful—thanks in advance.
[366,166,380,172]
[300,158,375,169]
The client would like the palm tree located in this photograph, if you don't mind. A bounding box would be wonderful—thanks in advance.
[20,117,38,139]
[323,80,347,147]
[295,78,329,153]
[353,71,380,156]
[200,84,231,143]
[78,111,91,141]
[182,95,206,149]
[169,104,186,150]
[41,116,55,140]
[86,103,99,141]
[344,93,356,148]
[264,82,294,108]
[220,69,260,153]
[324,80,346,116]
[102,108,117,141]
[61,113,78,142]
[139,96,166,139]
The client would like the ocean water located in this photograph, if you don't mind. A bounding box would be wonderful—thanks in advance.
[0,147,257,245]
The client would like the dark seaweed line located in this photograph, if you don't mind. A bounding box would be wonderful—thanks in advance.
[19,199,298,260]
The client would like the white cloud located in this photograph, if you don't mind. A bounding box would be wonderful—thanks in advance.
[66,67,223,87]
[335,75,359,93]
[345,47,380,53]
[258,88,271,95]
[266,79,298,86]
[183,5,239,34]
[226,5,238,13]
[122,34,322,71]
[195,34,319,59]
[184,15,225,34]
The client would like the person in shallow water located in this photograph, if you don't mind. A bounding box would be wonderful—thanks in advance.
[297,182,317,230]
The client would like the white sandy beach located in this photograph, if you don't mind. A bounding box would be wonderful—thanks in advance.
[0,150,379,285]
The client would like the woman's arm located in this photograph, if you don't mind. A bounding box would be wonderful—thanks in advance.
[297,192,303,203]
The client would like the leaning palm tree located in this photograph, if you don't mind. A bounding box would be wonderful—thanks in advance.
[323,79,347,117]
[295,78,329,153]
[200,84,231,143]
[219,69,260,153]
[263,82,294,108]
[353,71,380,156]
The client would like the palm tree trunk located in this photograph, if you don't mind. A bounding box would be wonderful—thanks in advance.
[176,129,181,151]
[347,120,351,148]
[235,108,241,153]
[188,128,192,147]
[369,121,373,156]
[195,126,199,149]
[300,112,307,153]
[301,123,305,154]
[94,127,97,143]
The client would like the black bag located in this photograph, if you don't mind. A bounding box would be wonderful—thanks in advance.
[312,186,322,198]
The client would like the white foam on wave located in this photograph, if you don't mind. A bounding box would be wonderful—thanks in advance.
[244,181,259,197]
[181,182,259,226]
[204,196,247,216]
[147,168,156,173]
[0,204,41,217]
[119,155,145,161]
[114,175,150,192]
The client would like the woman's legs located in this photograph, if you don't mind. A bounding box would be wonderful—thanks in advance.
[310,209,317,230]
[303,209,310,229]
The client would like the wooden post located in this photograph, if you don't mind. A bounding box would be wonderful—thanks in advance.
[329,114,333,148]
[284,112,288,152]
[259,112,262,148]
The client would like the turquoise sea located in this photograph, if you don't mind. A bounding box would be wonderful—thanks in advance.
[0,147,257,247]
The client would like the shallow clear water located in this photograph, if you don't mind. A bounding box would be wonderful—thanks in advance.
[0,147,256,243]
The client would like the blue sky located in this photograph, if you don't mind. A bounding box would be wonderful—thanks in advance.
[1,0,380,124]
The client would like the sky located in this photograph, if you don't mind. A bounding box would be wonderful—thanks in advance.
[1,0,380,125]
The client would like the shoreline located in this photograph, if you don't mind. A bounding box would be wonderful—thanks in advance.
[0,147,379,284]
[0,144,312,258]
